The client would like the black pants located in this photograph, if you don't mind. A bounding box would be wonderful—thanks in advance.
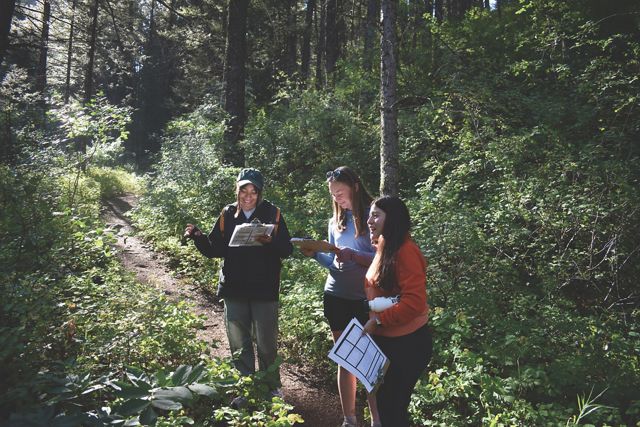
[373,324,433,427]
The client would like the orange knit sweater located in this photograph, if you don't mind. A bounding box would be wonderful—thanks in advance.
[365,238,429,337]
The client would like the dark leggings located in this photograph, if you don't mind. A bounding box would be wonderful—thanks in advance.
[373,324,433,427]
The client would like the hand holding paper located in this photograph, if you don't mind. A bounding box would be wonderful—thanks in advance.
[229,221,275,247]
[290,238,339,253]
[328,318,389,393]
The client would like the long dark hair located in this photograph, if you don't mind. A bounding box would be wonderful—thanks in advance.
[326,166,373,237]
[371,196,411,291]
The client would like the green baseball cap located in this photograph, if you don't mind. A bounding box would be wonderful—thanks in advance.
[237,168,264,190]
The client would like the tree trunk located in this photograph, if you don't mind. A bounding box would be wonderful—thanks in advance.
[169,0,177,28]
[0,0,16,66]
[285,0,297,77]
[222,0,249,166]
[301,0,315,82]
[64,0,78,104]
[84,0,100,104]
[36,0,51,96]
[434,0,443,21]
[363,0,378,72]
[380,0,399,196]
[315,0,325,89]
[325,0,337,84]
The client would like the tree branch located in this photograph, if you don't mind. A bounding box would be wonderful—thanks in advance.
[155,0,188,19]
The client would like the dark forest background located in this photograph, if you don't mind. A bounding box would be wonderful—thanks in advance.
[1,0,639,425]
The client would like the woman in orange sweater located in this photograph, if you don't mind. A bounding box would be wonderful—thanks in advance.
[362,196,433,427]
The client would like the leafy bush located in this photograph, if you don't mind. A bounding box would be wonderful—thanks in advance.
[401,3,640,425]
[243,89,380,199]
[278,259,333,371]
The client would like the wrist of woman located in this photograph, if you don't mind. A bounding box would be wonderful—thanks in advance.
[351,250,373,266]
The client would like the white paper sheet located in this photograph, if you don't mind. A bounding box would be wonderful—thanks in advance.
[228,222,275,247]
[328,318,389,393]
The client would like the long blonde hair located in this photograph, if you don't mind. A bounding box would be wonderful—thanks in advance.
[326,166,373,237]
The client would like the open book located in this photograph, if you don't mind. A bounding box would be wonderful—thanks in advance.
[229,222,275,247]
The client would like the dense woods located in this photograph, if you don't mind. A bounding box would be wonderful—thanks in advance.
[1,0,639,425]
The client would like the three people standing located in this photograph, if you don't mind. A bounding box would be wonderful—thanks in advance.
[184,166,432,426]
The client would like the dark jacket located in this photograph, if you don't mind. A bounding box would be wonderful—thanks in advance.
[192,200,293,300]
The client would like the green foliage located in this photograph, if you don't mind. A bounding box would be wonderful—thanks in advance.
[278,260,333,371]
[129,104,237,293]
[243,89,379,195]
[0,66,44,163]
[6,362,298,426]
[397,2,640,425]
[1,155,300,425]
[32,1,638,426]
[50,94,133,167]
[85,166,142,199]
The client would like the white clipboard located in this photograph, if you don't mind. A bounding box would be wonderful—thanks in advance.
[228,221,275,247]
[328,318,390,393]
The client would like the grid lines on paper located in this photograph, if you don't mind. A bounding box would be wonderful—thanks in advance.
[334,323,385,384]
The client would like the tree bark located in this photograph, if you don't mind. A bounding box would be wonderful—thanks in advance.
[315,0,325,89]
[324,0,337,84]
[363,0,378,72]
[285,0,297,77]
[380,0,399,196]
[0,0,16,65]
[434,0,443,21]
[301,0,315,82]
[84,0,100,104]
[222,0,249,166]
[36,0,51,96]
[64,0,78,104]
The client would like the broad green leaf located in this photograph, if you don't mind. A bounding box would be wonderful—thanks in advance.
[154,386,193,403]
[116,399,150,416]
[114,383,151,400]
[188,383,218,398]
[171,365,191,385]
[150,399,182,411]
[139,406,157,425]
[185,364,206,383]
[123,417,140,426]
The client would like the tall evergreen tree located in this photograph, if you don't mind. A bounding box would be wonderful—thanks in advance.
[223,0,249,166]
[0,0,16,66]
[315,0,325,88]
[35,0,51,96]
[363,0,378,71]
[83,0,99,104]
[301,0,315,82]
[285,0,298,77]
[64,0,78,103]
[380,0,399,196]
[324,0,337,84]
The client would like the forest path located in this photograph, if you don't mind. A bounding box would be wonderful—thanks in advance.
[101,194,343,427]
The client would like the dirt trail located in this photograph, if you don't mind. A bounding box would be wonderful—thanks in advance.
[101,195,344,427]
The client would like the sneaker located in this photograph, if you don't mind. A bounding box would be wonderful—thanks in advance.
[230,395,248,409]
[269,388,284,399]
[340,419,357,427]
